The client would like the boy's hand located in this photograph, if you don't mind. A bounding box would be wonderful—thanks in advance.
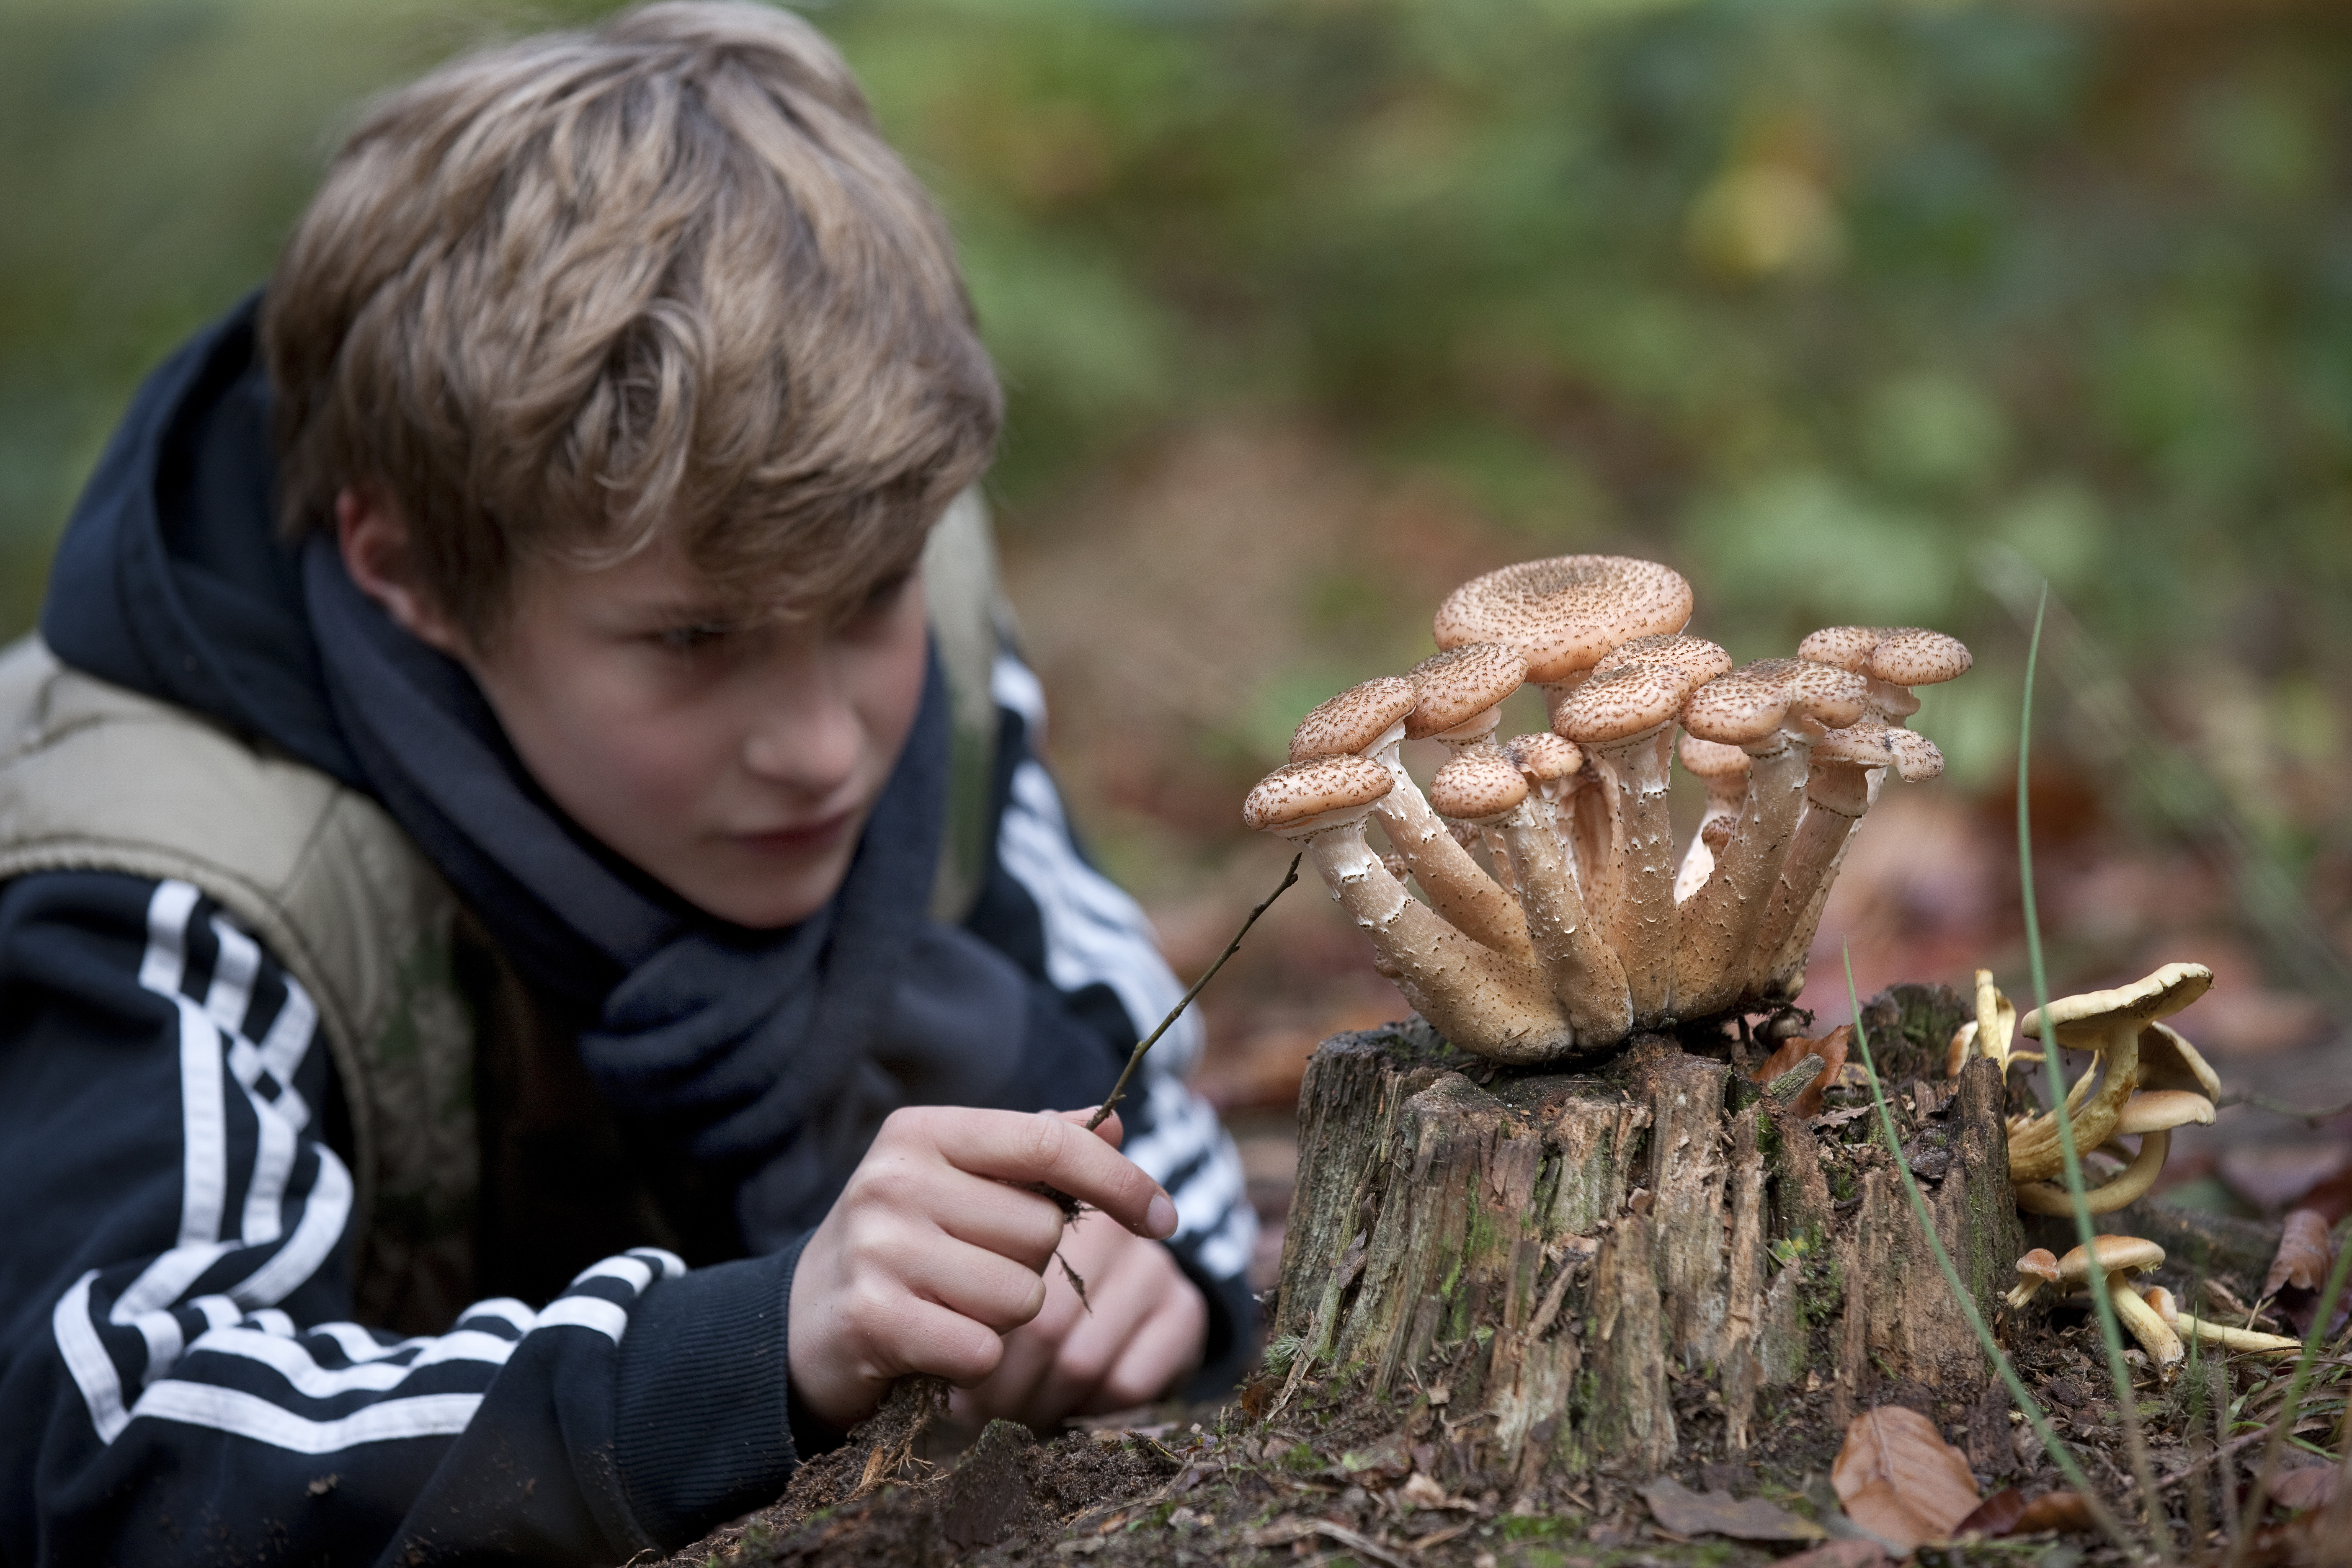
[787,1105,1182,1431]
[949,1204,1206,1430]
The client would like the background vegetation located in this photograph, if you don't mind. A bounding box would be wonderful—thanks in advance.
[5,0,2348,1021]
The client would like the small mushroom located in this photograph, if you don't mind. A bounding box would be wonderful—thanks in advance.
[2012,1088,2215,1215]
[1410,644,1534,896]
[1245,756,1570,1062]
[2009,964,2213,1184]
[2057,1235,2182,1377]
[2004,1248,2062,1310]
[1289,676,1533,962]
[1553,634,1733,1022]
[1752,717,1945,998]
[1796,626,1973,726]
[1674,657,1871,1019]
[1672,734,1750,905]
[1503,731,1588,889]
[1431,748,1630,1042]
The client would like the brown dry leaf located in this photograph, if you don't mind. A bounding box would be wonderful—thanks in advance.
[1832,1406,1981,1550]
[2269,1464,2338,1514]
[1953,1487,2026,1537]
[1639,1476,1826,1542]
[1754,1026,1852,1119]
[1769,1540,1890,1568]
[2267,1210,2332,1295]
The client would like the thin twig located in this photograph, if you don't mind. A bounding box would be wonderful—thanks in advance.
[1085,853,1301,1132]
[2215,1091,2352,1127]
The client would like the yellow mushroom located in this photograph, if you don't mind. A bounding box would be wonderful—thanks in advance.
[2143,1285,2302,1357]
[2003,1248,2062,1310]
[2057,1235,2181,1378]
[2009,965,2213,1184]
[2013,1089,2215,1215]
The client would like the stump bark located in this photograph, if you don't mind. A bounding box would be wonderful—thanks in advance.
[1269,986,2022,1480]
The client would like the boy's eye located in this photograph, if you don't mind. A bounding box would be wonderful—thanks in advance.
[655,622,736,654]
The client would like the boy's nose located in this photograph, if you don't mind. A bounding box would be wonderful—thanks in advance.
[740,680,864,792]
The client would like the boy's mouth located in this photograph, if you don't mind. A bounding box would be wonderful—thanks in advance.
[729,806,861,856]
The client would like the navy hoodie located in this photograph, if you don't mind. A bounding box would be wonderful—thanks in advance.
[0,302,1257,1566]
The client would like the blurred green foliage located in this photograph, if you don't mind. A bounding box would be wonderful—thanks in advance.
[5,0,2350,817]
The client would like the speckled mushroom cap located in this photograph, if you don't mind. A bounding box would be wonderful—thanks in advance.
[1594,633,1735,686]
[1429,749,1531,823]
[1242,756,1393,835]
[1289,676,1418,763]
[1866,628,1973,688]
[2056,1235,2165,1284]
[2138,1022,2222,1101]
[1404,643,1528,739]
[1784,660,1872,728]
[1678,734,1752,780]
[1797,626,1973,688]
[2019,962,2214,1049]
[1810,719,1946,782]
[1432,556,1694,683]
[1504,731,1583,783]
[1681,667,1789,747]
[1553,661,1699,745]
[2114,1090,2217,1135]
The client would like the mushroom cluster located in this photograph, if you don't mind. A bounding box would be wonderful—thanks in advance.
[1242,554,1970,1063]
[2005,1238,2300,1379]
[1952,964,2222,1216]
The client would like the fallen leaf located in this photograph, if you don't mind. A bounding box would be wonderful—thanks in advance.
[1754,1026,1852,1119]
[1337,1430,1412,1484]
[1954,1487,2025,1537]
[2013,1491,2096,1534]
[2267,1210,2332,1295]
[1640,1476,1824,1542]
[1831,1406,1982,1550]
[1768,1540,1889,1568]
[2221,1145,2352,1212]
[2269,1464,2338,1514]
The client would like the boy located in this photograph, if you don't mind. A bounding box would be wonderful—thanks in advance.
[0,5,1256,1563]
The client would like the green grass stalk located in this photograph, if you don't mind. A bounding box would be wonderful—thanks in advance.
[1839,945,2137,1557]
[2017,584,2170,1556]
[2222,1230,2352,1568]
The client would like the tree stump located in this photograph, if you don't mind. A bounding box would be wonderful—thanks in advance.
[1269,985,2023,1480]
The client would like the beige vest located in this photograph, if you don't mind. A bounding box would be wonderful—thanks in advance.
[0,494,1008,1326]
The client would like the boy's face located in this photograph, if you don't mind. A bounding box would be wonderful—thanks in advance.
[340,494,931,929]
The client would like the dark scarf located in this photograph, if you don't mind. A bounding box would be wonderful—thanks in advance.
[301,537,1030,1249]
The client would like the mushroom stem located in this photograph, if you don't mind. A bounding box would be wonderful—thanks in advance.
[2171,1313,2301,1355]
[2008,1027,2142,1184]
[1674,735,1813,1020]
[2014,1130,2171,1216]
[2112,1279,2185,1377]
[1586,723,1680,1021]
[1364,743,1533,962]
[1753,758,1872,998]
[1495,799,1633,1042]
[1305,823,1573,1063]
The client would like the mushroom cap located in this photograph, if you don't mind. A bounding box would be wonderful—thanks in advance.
[2144,1285,2179,1325]
[1290,677,1417,763]
[2138,1021,2222,1101]
[1678,733,1753,781]
[2113,1089,2216,1135]
[1554,661,1697,745]
[1784,659,1874,728]
[1432,555,1694,684]
[2057,1235,2166,1283]
[2019,962,2214,1048]
[1404,643,1528,739]
[1429,749,1531,823]
[1795,625,1885,672]
[1242,756,1393,834]
[2015,1248,2061,1285]
[1796,626,1973,691]
[1595,632,1736,686]
[1867,629,1973,688]
[1808,720,1947,782]
[1504,731,1583,783]
[1681,667,1790,747]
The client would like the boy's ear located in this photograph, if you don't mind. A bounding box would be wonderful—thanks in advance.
[335,487,469,656]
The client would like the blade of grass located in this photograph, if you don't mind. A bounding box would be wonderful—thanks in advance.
[2223,1230,2352,1568]
[2017,582,2170,1558]
[1839,944,2138,1557]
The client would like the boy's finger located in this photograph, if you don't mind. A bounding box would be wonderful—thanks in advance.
[934,1110,1175,1239]
[903,1241,1050,1332]
[1050,1106,1124,1150]
[932,1183,1068,1270]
